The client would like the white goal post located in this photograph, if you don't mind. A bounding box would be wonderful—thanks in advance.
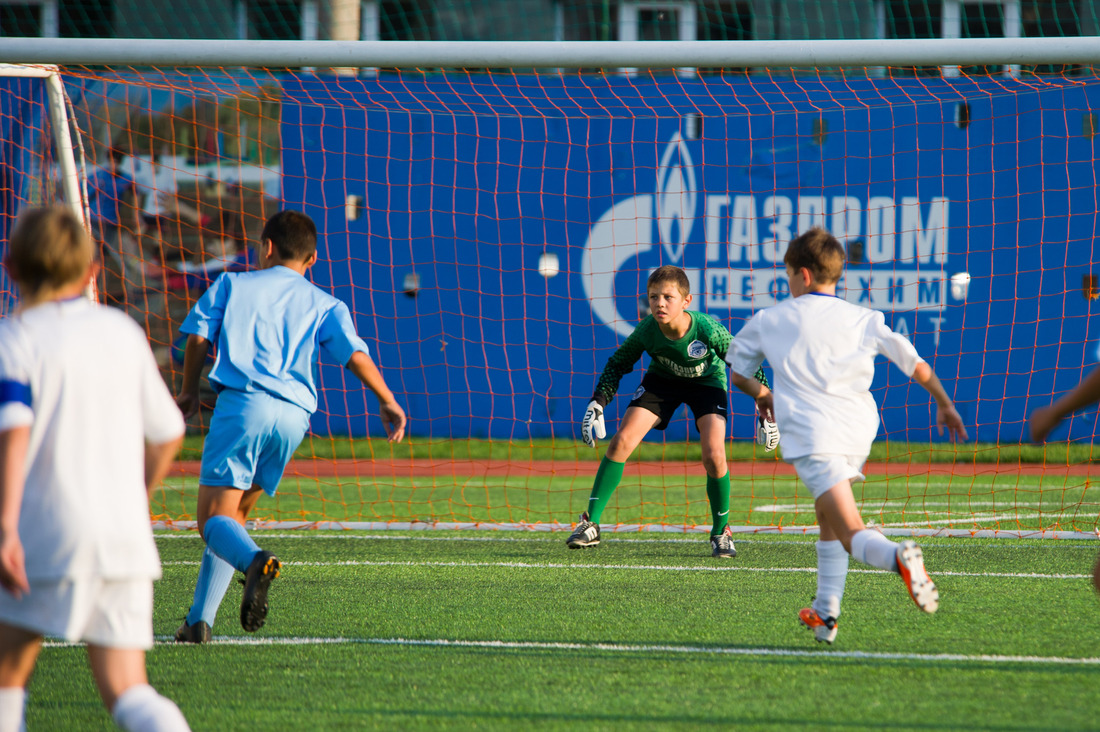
[0,35,1099,69]
[0,63,84,227]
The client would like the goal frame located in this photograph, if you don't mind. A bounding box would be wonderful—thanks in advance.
[3,41,1099,540]
[0,35,1099,70]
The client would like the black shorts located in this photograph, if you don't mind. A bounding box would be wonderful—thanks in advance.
[627,373,729,431]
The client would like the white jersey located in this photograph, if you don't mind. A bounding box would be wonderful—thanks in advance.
[727,292,924,459]
[0,298,184,581]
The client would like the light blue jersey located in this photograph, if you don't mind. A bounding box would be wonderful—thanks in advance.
[181,265,369,414]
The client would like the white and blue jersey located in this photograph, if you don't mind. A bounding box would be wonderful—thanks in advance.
[181,265,370,415]
[0,298,184,581]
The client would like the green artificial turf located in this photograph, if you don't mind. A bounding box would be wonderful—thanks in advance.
[24,531,1100,731]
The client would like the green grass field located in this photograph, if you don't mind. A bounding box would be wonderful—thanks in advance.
[24,529,1100,730]
[154,467,1099,536]
[24,447,1100,729]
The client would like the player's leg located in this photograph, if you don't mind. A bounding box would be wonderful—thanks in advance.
[234,397,309,632]
[87,647,189,732]
[1092,552,1100,595]
[176,483,264,642]
[594,405,660,517]
[177,390,258,640]
[697,413,736,558]
[790,456,868,642]
[567,406,659,549]
[0,623,41,732]
[817,475,939,614]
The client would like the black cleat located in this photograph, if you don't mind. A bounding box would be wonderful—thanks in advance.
[566,511,601,548]
[174,620,212,644]
[710,525,737,558]
[240,551,281,632]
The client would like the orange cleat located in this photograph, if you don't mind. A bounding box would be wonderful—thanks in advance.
[897,540,939,614]
[799,607,838,644]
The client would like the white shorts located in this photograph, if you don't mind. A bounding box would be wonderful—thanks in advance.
[0,577,154,649]
[789,454,867,500]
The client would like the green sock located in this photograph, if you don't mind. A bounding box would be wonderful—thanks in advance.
[586,456,625,523]
[707,472,731,537]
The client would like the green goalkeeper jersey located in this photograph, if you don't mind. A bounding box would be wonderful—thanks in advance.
[591,311,768,407]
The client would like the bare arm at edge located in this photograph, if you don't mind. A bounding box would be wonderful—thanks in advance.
[911,362,968,442]
[0,426,30,598]
[346,350,407,443]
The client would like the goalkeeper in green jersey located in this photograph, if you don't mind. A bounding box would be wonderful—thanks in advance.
[569,265,777,557]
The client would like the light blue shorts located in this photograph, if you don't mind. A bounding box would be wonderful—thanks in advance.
[788,454,867,500]
[200,389,311,495]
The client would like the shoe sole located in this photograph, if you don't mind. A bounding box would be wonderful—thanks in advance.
[567,538,600,548]
[897,541,939,614]
[241,553,281,632]
[711,546,737,558]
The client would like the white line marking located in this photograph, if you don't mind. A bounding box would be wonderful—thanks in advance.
[158,558,1091,579]
[99,636,1100,666]
[881,514,1045,527]
[755,501,1061,512]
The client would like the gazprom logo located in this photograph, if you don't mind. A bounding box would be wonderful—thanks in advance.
[581,133,696,338]
[581,133,952,337]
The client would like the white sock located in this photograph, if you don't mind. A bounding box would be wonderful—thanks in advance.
[112,684,191,732]
[0,687,26,732]
[813,540,849,620]
[849,529,900,572]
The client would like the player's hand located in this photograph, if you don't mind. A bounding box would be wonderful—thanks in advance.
[379,401,407,443]
[937,403,969,442]
[0,529,29,599]
[1028,405,1060,444]
[756,407,780,452]
[581,400,606,448]
[176,391,200,419]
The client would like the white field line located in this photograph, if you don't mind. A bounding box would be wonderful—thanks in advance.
[153,533,1100,548]
[754,501,1065,511]
[159,558,1091,579]
[43,636,1100,666]
[881,513,1044,527]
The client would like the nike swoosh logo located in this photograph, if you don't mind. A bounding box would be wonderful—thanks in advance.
[589,497,598,501]
[718,510,729,516]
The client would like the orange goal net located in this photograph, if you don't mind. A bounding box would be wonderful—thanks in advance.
[2,59,1098,538]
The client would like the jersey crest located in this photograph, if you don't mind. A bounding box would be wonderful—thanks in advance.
[687,340,708,359]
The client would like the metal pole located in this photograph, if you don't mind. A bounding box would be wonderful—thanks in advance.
[1,36,1099,68]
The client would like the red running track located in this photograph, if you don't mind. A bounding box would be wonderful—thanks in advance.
[171,459,1099,479]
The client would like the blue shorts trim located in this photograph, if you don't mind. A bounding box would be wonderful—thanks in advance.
[199,390,310,495]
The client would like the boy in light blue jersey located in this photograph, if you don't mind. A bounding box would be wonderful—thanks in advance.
[174,210,406,642]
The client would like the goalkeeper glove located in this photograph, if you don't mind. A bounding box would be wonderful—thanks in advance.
[581,400,606,448]
[756,409,780,452]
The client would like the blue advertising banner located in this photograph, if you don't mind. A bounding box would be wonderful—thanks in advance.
[281,75,1100,444]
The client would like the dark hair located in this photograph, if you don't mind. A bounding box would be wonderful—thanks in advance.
[6,205,93,295]
[647,265,690,297]
[784,227,845,284]
[260,210,317,262]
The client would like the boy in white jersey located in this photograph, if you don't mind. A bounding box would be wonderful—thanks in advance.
[0,206,190,731]
[570,265,778,557]
[174,210,407,643]
[726,228,968,644]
